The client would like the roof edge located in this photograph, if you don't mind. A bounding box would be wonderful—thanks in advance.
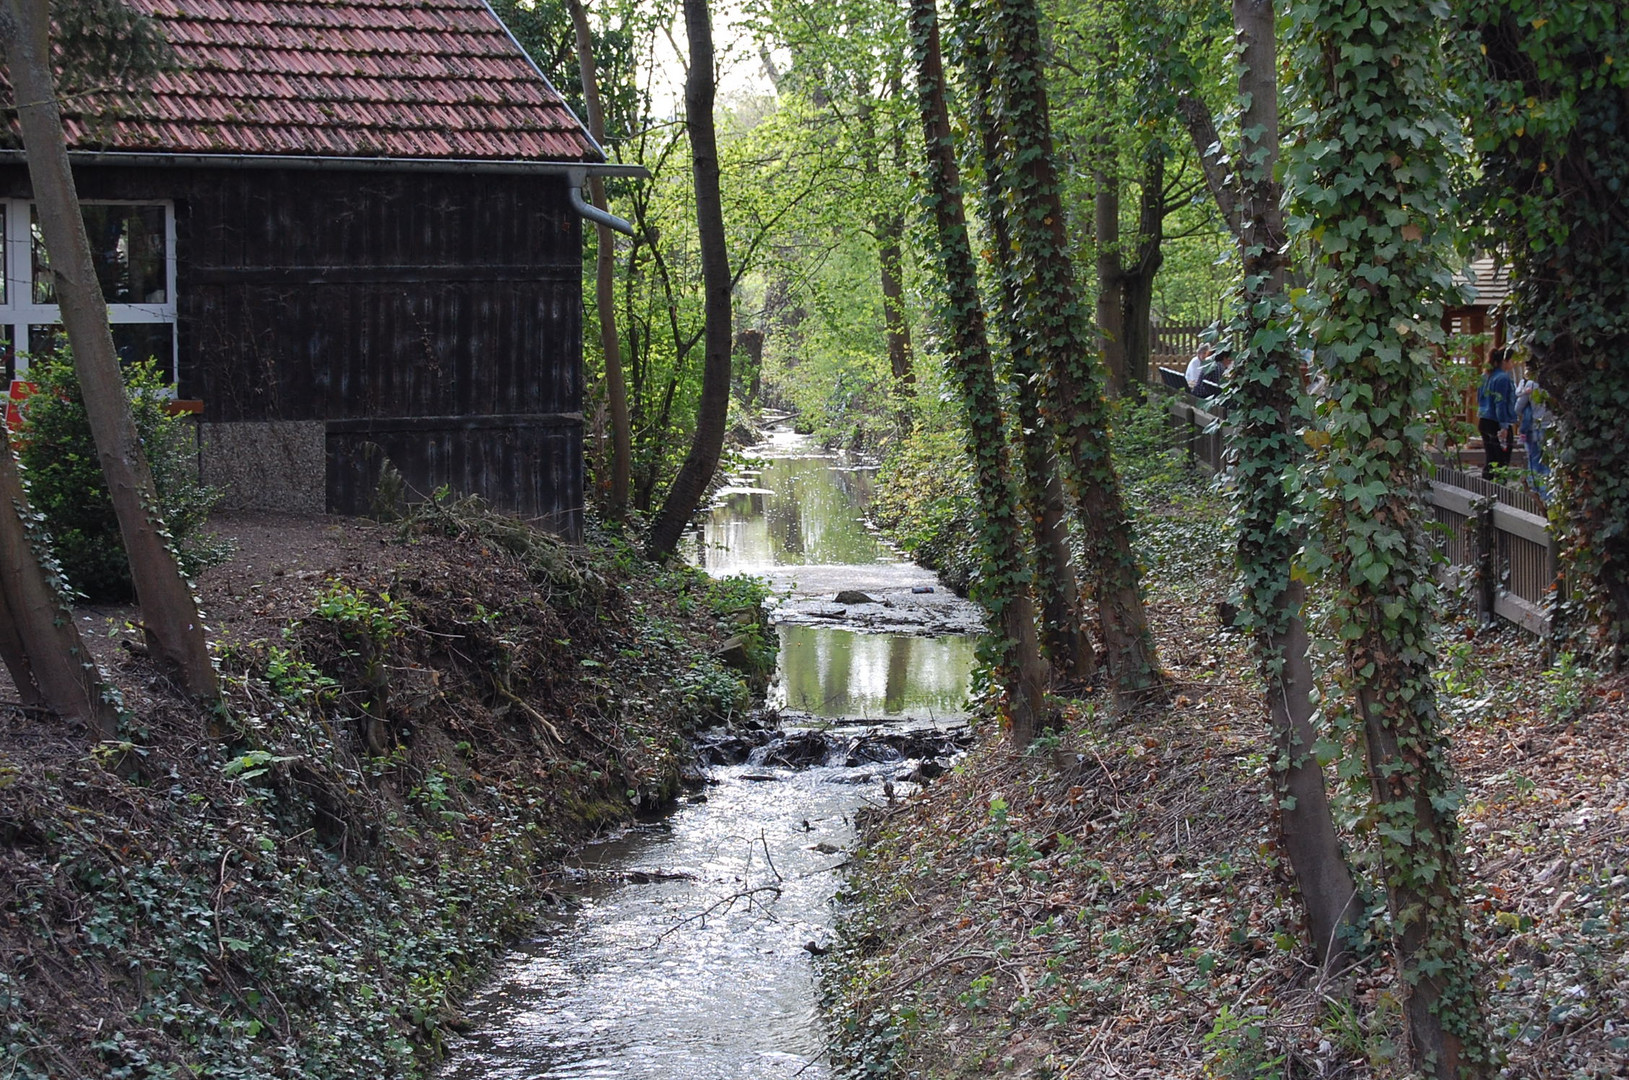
[476,0,607,163]
[0,150,647,179]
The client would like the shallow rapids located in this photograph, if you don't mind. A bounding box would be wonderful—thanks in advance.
[439,426,983,1079]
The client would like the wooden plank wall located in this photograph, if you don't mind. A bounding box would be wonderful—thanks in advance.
[0,164,585,537]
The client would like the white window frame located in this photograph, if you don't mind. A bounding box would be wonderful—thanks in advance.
[0,198,178,382]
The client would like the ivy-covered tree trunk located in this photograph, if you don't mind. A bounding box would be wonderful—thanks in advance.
[1286,0,1490,1074]
[645,0,734,560]
[568,0,632,522]
[1224,0,1359,973]
[1463,4,1629,666]
[975,0,1165,704]
[0,435,118,735]
[1,0,217,699]
[955,1,1097,686]
[906,0,1049,745]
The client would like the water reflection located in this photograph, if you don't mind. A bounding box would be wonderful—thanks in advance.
[691,454,888,575]
[441,428,979,1080]
[774,626,976,721]
[439,766,865,1080]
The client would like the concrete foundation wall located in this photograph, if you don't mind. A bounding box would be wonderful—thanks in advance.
[201,420,326,514]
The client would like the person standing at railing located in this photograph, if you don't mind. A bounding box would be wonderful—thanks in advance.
[1477,347,1518,479]
[1516,374,1551,500]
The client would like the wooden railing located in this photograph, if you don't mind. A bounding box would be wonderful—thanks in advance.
[1151,324,1208,359]
[1427,466,1554,635]
[1157,391,1555,636]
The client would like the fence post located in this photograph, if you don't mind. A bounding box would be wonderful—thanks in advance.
[1473,491,1497,627]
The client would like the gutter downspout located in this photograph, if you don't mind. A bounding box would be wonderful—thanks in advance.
[566,166,637,237]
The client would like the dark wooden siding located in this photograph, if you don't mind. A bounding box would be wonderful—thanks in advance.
[0,163,585,536]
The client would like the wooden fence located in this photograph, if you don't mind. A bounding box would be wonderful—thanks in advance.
[1161,393,1555,636]
[1149,325,1209,383]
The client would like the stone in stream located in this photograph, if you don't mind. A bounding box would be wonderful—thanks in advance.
[833,589,877,605]
[714,634,754,672]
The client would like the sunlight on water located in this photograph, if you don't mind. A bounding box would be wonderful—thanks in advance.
[438,766,871,1080]
[689,451,892,575]
[440,427,979,1080]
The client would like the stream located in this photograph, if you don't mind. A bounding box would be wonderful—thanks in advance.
[439,427,982,1080]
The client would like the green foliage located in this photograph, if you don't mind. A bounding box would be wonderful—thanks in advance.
[16,352,227,602]
[1539,650,1595,724]
[1109,393,1188,491]
[1203,1004,1288,1079]
[313,583,409,651]
[49,0,176,103]
[870,426,979,595]
[1455,2,1629,661]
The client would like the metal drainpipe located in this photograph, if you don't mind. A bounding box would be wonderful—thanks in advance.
[566,167,636,237]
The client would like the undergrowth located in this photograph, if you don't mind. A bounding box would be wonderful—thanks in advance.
[825,415,1627,1079]
[0,498,773,1079]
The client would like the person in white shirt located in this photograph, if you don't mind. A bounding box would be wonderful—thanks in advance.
[1185,343,1213,392]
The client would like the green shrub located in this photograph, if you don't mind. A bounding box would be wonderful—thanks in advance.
[16,350,226,602]
[870,426,979,595]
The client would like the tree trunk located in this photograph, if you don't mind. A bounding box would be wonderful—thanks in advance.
[1470,11,1629,667]
[1175,91,1242,242]
[1094,155,1127,398]
[907,0,1048,746]
[568,0,632,521]
[1117,146,1165,392]
[645,0,734,561]
[736,327,764,405]
[0,433,118,735]
[979,0,1165,705]
[1,0,216,699]
[1287,0,1490,1070]
[878,213,915,424]
[1224,0,1361,976]
[957,5,1096,686]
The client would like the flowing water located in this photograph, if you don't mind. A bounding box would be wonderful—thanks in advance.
[440,428,982,1080]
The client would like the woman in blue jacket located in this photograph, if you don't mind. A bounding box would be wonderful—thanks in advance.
[1477,348,1518,479]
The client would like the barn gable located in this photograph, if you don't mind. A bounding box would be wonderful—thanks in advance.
[0,0,622,539]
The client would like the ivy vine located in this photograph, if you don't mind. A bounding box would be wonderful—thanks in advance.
[1455,1,1629,665]
[1283,0,1491,1074]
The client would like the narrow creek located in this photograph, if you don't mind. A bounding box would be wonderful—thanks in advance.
[439,427,982,1080]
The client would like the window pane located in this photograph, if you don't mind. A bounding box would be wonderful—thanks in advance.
[27,324,66,358]
[1,326,13,385]
[32,204,168,305]
[26,323,174,382]
[112,323,175,379]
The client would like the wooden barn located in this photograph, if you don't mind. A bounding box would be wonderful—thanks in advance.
[0,0,634,539]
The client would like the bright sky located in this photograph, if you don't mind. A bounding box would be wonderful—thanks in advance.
[645,0,784,117]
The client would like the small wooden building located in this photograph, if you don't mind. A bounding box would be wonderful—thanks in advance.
[1443,256,1513,429]
[0,0,632,539]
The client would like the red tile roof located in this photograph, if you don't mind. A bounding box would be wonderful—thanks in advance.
[15,0,599,162]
